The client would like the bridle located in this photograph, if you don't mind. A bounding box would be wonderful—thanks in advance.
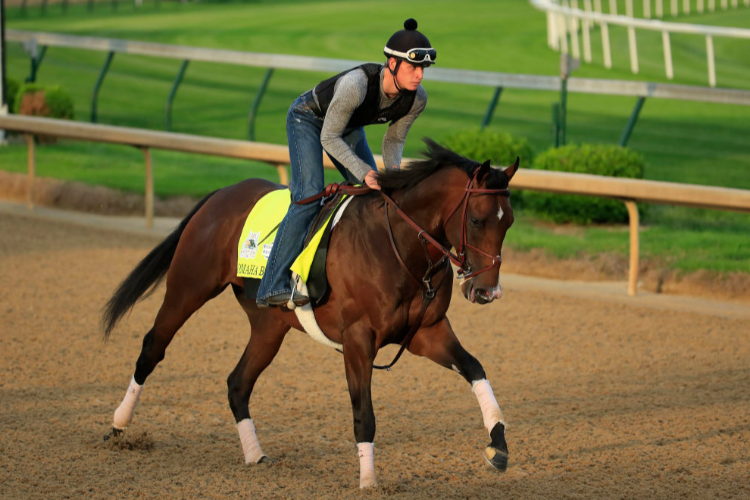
[381,164,511,289]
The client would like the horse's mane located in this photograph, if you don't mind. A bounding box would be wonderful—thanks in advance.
[377,138,511,191]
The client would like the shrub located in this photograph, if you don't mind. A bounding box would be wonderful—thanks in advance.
[14,83,75,120]
[442,129,534,207]
[5,78,20,114]
[442,129,534,168]
[525,144,646,224]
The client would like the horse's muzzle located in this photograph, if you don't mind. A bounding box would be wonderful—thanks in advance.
[461,279,502,304]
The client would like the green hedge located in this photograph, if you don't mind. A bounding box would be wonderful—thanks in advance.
[442,129,535,168]
[441,129,534,206]
[6,78,21,115]
[13,83,75,120]
[526,144,646,224]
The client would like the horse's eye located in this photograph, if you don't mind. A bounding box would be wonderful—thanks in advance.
[470,217,480,227]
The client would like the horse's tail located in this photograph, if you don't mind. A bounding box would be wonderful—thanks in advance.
[101,190,218,340]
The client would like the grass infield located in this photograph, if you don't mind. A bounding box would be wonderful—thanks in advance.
[1,0,749,274]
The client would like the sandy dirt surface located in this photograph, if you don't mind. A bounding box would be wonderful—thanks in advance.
[1,209,749,499]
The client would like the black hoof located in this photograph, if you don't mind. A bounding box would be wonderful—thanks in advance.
[257,455,275,465]
[103,427,124,442]
[484,422,509,472]
[484,445,509,472]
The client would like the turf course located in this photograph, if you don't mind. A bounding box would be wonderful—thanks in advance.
[1,0,749,274]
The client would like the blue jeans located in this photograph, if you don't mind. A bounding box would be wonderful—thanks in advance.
[256,93,377,300]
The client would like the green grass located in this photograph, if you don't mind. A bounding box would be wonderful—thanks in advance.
[2,0,749,275]
[508,207,750,274]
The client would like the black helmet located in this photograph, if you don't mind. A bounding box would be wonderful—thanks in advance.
[383,19,436,67]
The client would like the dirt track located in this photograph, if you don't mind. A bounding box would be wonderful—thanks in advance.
[1,209,749,499]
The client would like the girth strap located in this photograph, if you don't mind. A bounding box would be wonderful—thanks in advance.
[372,268,450,371]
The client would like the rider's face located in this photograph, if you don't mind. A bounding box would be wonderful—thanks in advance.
[395,61,425,91]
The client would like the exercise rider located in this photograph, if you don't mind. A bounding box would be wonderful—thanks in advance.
[257,18,437,308]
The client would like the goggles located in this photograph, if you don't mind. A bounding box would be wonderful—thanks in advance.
[384,46,437,65]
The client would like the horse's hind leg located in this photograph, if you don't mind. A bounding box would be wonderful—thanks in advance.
[111,281,224,433]
[227,300,290,464]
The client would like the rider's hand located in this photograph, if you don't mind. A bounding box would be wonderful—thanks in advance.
[364,170,381,190]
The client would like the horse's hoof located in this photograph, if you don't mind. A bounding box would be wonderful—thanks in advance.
[484,422,509,472]
[484,445,509,472]
[103,427,124,442]
[257,455,275,465]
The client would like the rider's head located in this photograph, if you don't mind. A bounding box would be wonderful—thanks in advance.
[383,19,436,93]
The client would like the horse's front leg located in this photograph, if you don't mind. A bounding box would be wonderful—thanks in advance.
[408,318,509,472]
[342,329,377,488]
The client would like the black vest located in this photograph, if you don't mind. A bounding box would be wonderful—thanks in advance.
[313,63,417,129]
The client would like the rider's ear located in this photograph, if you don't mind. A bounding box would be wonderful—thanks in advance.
[476,160,492,183]
[504,157,520,182]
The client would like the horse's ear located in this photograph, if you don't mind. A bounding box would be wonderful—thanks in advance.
[476,159,492,183]
[504,157,520,182]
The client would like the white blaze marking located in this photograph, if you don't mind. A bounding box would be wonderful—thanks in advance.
[497,206,504,221]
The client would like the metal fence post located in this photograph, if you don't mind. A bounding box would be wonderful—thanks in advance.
[480,87,503,130]
[559,76,568,146]
[26,45,47,84]
[619,96,646,147]
[165,60,190,131]
[552,102,560,147]
[248,68,274,141]
[91,51,115,123]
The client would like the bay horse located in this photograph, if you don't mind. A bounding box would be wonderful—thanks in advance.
[102,138,518,488]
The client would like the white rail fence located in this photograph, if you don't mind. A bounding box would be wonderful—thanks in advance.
[531,0,750,86]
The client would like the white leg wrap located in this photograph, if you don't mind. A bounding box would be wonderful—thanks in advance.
[357,442,377,489]
[472,379,506,435]
[113,376,143,430]
[237,419,266,464]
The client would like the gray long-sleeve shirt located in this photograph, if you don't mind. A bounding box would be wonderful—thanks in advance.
[317,67,427,182]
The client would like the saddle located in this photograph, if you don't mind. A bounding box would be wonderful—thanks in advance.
[241,184,366,305]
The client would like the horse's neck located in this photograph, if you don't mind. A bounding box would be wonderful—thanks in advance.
[392,167,466,245]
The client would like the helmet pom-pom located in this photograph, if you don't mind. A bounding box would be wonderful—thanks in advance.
[404,18,418,30]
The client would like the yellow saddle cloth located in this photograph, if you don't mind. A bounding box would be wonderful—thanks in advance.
[236,189,347,282]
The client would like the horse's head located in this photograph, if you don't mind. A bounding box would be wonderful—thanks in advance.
[445,157,518,305]
[378,139,519,305]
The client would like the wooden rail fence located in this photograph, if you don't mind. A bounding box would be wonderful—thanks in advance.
[2,114,749,296]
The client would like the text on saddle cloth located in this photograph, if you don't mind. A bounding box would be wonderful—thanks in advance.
[236,189,350,282]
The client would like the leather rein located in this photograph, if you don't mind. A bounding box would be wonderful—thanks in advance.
[294,166,510,370]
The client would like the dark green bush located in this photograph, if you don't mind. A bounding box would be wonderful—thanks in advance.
[6,78,20,114]
[526,144,646,224]
[442,129,534,207]
[13,83,75,119]
[442,129,534,168]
